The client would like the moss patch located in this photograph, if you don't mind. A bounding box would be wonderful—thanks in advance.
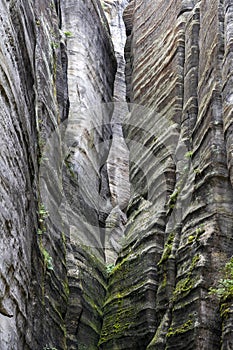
[167,319,193,337]
[98,296,134,345]
[187,224,205,245]
[188,235,195,244]
[209,256,233,302]
[172,255,200,301]
[158,232,175,266]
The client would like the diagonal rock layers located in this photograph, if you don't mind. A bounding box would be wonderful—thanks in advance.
[1,0,233,349]
[99,1,233,349]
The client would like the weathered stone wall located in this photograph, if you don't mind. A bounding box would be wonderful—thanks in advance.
[1,0,233,349]
[60,0,117,348]
[100,0,233,349]
[0,0,37,347]
[0,0,69,349]
[103,0,130,264]
[0,0,117,349]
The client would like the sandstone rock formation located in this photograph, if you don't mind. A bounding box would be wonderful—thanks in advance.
[0,0,68,348]
[0,0,233,349]
[100,1,233,349]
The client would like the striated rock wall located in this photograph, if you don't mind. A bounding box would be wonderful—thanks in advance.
[60,0,117,348]
[1,0,233,349]
[0,0,118,349]
[0,1,37,347]
[100,0,233,349]
[103,0,130,264]
[0,0,69,348]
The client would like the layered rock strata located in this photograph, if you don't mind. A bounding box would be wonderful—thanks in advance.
[1,0,233,349]
[103,0,130,264]
[0,0,69,349]
[99,0,233,349]
[0,0,118,349]
[61,0,117,348]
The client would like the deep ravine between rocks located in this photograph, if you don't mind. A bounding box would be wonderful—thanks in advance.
[1,1,233,350]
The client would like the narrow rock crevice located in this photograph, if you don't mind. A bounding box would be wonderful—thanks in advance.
[1,1,233,349]
[102,0,130,265]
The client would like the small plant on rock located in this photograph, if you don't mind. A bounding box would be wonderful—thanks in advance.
[101,1,108,10]
[41,247,54,271]
[37,203,49,235]
[64,30,73,37]
[185,150,193,158]
[168,187,180,209]
[106,264,115,275]
[209,257,233,300]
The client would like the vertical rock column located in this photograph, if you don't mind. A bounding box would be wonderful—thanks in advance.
[0,1,37,348]
[161,1,233,349]
[0,0,69,349]
[215,1,233,348]
[99,0,184,347]
[33,0,70,348]
[100,0,233,349]
[61,0,117,348]
[102,0,130,264]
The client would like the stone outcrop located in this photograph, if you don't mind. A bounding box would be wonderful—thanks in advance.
[99,0,233,349]
[1,0,233,349]
[103,0,130,264]
[0,0,117,349]
[60,0,117,348]
[0,0,69,348]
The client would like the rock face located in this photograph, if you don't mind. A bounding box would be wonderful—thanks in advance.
[100,0,233,349]
[60,1,117,349]
[103,0,130,264]
[1,0,233,349]
[0,0,68,348]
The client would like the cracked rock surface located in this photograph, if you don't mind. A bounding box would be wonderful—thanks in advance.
[1,0,233,349]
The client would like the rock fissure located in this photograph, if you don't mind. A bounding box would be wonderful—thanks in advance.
[1,0,233,349]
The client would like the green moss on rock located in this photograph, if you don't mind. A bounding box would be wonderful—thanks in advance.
[209,256,233,302]
[167,319,193,337]
[172,255,200,301]
[158,232,175,266]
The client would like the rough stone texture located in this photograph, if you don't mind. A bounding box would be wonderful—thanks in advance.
[103,0,129,102]
[223,0,233,190]
[0,1,37,348]
[100,0,233,349]
[0,0,68,349]
[61,0,117,348]
[0,0,125,348]
[103,0,130,264]
[1,0,233,349]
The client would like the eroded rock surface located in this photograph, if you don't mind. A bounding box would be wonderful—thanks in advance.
[103,0,130,264]
[100,1,233,349]
[61,1,117,348]
[1,0,233,349]
[0,0,68,349]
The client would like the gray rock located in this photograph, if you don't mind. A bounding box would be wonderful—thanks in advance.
[1,1,233,349]
[100,0,233,349]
